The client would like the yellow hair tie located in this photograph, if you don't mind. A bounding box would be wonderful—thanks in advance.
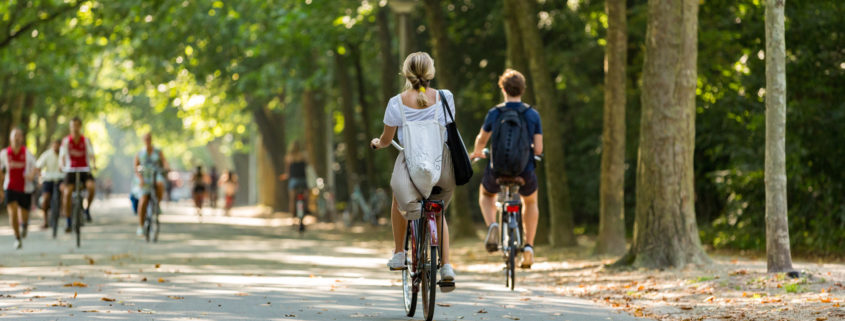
[419,87,426,93]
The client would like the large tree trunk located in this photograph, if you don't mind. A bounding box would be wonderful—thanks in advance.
[376,6,398,107]
[350,43,377,195]
[423,0,476,238]
[335,51,361,203]
[508,0,577,246]
[303,89,328,179]
[251,102,289,212]
[615,0,710,268]
[764,0,793,273]
[595,0,628,256]
[502,0,534,105]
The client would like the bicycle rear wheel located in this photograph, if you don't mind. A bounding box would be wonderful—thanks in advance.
[402,224,417,317]
[507,227,516,291]
[421,225,437,321]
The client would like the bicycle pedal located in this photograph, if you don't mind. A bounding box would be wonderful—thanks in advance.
[437,281,455,288]
[389,266,408,271]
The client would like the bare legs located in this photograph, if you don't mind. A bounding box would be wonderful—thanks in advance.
[138,182,164,228]
[390,196,451,265]
[7,203,21,240]
[478,185,539,246]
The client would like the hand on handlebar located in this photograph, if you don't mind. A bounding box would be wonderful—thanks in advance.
[370,138,381,150]
[469,150,486,162]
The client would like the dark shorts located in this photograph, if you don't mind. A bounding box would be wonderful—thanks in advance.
[64,172,95,186]
[193,185,206,194]
[288,177,308,191]
[4,190,32,209]
[481,166,538,196]
[42,180,62,194]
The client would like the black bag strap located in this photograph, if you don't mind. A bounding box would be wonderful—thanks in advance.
[439,90,455,124]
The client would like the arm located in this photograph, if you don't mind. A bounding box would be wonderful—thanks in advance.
[279,156,291,181]
[134,154,144,186]
[58,139,68,169]
[159,150,169,172]
[87,138,96,170]
[533,134,543,155]
[369,125,398,149]
[469,129,492,159]
[25,153,38,181]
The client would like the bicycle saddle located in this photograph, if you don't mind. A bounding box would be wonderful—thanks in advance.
[496,176,525,186]
[431,186,443,195]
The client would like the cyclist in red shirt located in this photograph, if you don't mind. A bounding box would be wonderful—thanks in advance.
[59,117,97,227]
[0,129,38,249]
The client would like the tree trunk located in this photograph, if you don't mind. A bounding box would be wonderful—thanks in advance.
[376,6,398,107]
[423,0,476,238]
[508,0,577,246]
[350,43,377,195]
[615,0,710,268]
[502,0,534,105]
[303,89,328,179]
[335,51,361,203]
[251,102,289,212]
[764,0,793,273]
[595,0,628,256]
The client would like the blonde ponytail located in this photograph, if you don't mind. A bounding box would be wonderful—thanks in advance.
[401,52,436,108]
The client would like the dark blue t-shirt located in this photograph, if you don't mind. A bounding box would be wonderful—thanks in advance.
[482,102,543,172]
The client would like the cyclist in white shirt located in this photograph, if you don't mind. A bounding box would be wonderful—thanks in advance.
[36,140,64,230]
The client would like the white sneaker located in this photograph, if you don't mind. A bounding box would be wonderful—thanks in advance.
[14,239,21,250]
[137,227,144,236]
[387,251,406,270]
[439,264,456,293]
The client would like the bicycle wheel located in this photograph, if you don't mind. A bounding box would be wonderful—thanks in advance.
[50,193,60,239]
[421,225,437,321]
[402,224,417,317]
[73,199,81,248]
[152,206,160,243]
[507,227,516,291]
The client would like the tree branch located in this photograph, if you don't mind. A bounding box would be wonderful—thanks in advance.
[0,1,81,49]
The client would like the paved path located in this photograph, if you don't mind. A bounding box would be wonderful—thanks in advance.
[0,198,641,320]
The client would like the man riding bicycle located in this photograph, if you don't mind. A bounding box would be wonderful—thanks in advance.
[60,117,97,228]
[469,69,543,268]
[36,140,63,230]
[134,133,168,236]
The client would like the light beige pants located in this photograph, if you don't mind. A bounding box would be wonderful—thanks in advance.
[390,145,455,220]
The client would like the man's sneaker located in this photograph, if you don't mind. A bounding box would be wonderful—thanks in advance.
[137,227,144,236]
[484,223,499,253]
[387,251,406,270]
[520,245,534,269]
[14,239,21,250]
[439,264,456,293]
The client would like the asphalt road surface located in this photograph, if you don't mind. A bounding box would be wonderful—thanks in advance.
[0,197,641,320]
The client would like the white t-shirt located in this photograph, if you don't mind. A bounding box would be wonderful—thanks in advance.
[37,150,64,182]
[382,89,456,145]
[0,147,37,193]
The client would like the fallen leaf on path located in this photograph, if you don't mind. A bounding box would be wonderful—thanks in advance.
[83,310,99,312]
[680,306,694,310]
[436,303,451,307]
[157,278,166,283]
[821,297,832,303]
[816,318,827,321]
[704,296,715,303]
[141,277,147,282]
[9,283,18,287]
[503,315,520,320]
[235,292,248,296]
[63,282,87,287]
[155,264,160,268]
[73,292,77,299]
[85,257,95,265]
[834,303,840,308]
[476,309,487,313]
[167,296,184,300]
[284,314,296,317]
[519,297,531,301]
[101,297,115,302]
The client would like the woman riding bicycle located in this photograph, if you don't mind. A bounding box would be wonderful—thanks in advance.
[192,166,206,216]
[134,132,168,236]
[370,52,456,291]
[279,141,309,217]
